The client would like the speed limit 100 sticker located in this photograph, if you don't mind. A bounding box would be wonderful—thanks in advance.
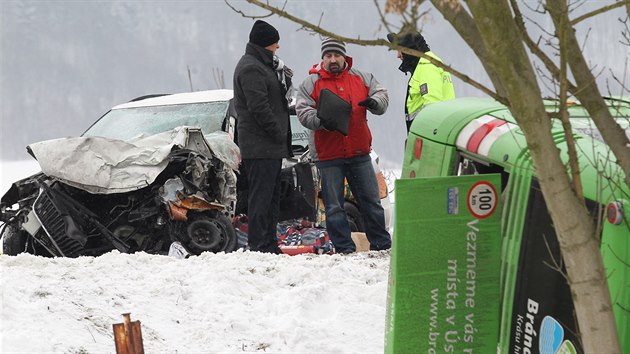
[467,181,498,219]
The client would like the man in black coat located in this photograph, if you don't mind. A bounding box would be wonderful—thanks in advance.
[233,20,292,254]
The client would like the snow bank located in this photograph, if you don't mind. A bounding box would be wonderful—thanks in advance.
[1,250,390,353]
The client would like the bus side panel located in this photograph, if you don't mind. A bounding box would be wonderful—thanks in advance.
[601,219,630,352]
[401,133,456,179]
[507,180,582,354]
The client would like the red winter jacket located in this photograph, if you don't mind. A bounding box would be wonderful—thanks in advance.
[295,57,389,161]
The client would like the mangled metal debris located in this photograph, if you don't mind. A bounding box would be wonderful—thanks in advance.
[1,127,239,257]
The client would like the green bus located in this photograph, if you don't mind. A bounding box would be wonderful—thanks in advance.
[388,97,630,353]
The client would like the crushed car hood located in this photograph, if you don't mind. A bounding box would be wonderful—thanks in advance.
[28,126,240,194]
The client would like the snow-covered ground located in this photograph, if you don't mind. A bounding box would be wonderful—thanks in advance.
[0,161,395,353]
[1,250,390,353]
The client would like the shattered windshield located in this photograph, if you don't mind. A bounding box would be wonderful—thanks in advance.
[83,101,230,141]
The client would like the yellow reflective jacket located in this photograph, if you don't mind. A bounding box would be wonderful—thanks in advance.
[406,51,455,116]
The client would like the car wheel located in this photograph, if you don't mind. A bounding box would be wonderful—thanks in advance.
[1,223,27,256]
[344,201,365,233]
[215,213,238,253]
[185,211,237,254]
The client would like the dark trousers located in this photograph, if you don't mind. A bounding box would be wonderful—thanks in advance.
[243,158,282,254]
[316,154,391,253]
[235,164,248,215]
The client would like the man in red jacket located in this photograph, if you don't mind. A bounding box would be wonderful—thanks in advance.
[295,38,391,253]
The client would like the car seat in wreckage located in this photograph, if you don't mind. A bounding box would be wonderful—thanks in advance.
[386,97,630,353]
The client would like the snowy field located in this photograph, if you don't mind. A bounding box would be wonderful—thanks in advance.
[0,160,394,353]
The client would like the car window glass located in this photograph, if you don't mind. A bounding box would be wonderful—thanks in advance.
[290,114,309,151]
[83,101,229,140]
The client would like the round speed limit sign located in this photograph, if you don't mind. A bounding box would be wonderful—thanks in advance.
[467,181,498,219]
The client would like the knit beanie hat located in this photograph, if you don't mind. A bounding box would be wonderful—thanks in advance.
[249,20,280,47]
[321,37,347,58]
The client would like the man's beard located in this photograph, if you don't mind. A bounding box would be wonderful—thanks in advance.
[328,63,341,73]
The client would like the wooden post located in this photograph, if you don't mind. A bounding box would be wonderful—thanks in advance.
[113,313,144,354]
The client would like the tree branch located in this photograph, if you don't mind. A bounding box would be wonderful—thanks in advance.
[557,3,584,200]
[548,0,630,194]
[231,0,506,104]
[570,0,629,26]
[223,0,273,19]
[510,0,579,93]
[430,0,508,97]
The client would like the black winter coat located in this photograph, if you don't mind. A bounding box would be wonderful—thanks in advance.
[233,43,292,159]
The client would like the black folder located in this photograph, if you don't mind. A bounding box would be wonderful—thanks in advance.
[317,88,351,136]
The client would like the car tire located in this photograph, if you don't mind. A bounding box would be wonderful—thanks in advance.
[216,212,238,253]
[185,211,237,254]
[344,201,365,233]
[1,223,27,256]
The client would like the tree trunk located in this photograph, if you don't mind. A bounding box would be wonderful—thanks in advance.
[464,0,620,352]
[430,0,508,98]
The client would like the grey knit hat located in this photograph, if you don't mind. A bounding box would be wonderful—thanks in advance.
[321,37,347,58]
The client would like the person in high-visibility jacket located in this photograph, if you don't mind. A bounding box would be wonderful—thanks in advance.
[388,31,455,133]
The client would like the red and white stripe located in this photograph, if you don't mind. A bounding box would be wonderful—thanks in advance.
[455,115,518,156]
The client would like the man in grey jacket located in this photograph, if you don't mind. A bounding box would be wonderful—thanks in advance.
[233,20,292,254]
[295,38,391,253]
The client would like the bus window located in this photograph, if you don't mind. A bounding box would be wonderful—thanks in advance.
[454,154,509,191]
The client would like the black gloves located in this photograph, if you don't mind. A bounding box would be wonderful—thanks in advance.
[358,97,379,110]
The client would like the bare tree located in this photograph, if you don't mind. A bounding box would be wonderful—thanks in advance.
[212,67,226,89]
[227,0,629,352]
[187,65,194,92]
[458,2,621,352]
